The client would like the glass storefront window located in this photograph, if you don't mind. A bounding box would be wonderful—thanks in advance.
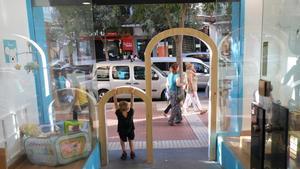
[0,0,249,168]
[96,66,110,81]
[112,66,130,80]
[0,0,98,165]
[262,0,300,168]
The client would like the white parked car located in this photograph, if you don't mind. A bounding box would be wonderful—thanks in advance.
[91,60,168,100]
[151,57,210,89]
[182,52,210,65]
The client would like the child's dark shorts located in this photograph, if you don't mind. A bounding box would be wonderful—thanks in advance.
[119,131,135,142]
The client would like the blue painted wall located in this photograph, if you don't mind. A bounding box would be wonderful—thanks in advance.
[83,141,101,169]
[217,136,245,169]
[26,0,52,124]
[217,0,245,168]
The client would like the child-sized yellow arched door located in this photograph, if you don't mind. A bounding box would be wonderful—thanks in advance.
[144,28,218,160]
[97,86,153,166]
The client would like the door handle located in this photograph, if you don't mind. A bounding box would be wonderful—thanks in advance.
[125,82,131,85]
[133,82,139,85]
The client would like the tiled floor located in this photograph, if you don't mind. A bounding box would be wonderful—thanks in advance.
[103,148,223,169]
[15,159,85,169]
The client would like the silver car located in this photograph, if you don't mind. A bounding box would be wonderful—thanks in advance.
[91,60,168,100]
[151,57,210,89]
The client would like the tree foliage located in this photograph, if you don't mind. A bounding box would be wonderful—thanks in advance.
[93,5,122,35]
[56,6,94,37]
[52,6,94,63]
[131,4,204,79]
[202,2,232,18]
[131,4,203,35]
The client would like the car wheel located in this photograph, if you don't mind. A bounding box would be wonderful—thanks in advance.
[161,89,168,101]
[98,89,109,101]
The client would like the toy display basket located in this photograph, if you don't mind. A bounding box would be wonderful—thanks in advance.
[23,121,92,166]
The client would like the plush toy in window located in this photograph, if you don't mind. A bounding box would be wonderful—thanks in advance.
[19,123,41,137]
[24,62,39,73]
[14,64,21,70]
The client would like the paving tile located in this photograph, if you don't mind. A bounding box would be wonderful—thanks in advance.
[103,148,223,169]
[106,102,198,142]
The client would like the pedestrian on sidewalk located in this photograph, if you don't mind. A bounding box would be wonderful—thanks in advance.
[183,63,207,114]
[114,88,136,160]
[72,84,89,120]
[168,63,185,126]
[163,66,173,117]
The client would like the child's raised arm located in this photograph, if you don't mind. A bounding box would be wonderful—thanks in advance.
[130,88,134,108]
[113,89,119,110]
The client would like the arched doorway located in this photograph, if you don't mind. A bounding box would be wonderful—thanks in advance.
[97,86,153,166]
[144,28,218,160]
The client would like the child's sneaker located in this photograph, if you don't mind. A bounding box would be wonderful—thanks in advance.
[168,122,174,126]
[130,152,136,159]
[120,151,127,160]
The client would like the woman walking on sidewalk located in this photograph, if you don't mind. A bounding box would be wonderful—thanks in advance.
[163,66,173,117]
[183,63,207,114]
[167,63,185,126]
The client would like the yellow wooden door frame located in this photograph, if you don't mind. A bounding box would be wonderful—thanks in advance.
[144,28,218,160]
[97,86,153,166]
[0,148,7,169]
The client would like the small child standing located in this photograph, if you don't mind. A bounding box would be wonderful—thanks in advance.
[114,89,136,160]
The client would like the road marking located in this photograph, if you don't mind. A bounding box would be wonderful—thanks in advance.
[184,113,209,145]
[108,139,207,150]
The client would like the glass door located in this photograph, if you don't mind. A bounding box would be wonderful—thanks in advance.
[261,0,300,168]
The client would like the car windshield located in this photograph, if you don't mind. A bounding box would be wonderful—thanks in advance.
[152,64,167,77]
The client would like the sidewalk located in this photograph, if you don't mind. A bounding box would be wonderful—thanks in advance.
[106,99,209,150]
[103,94,223,169]
[106,102,198,141]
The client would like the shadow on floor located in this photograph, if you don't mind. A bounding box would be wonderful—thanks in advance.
[103,148,223,169]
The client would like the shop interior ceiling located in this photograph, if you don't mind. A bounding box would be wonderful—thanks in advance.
[32,0,238,6]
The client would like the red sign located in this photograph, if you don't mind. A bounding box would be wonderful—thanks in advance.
[121,36,133,51]
[106,32,118,37]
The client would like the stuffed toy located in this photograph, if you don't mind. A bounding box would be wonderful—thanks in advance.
[20,123,41,137]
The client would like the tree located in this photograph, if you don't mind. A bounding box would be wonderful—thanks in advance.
[93,5,123,60]
[55,6,94,64]
[202,2,232,23]
[54,5,131,62]
[132,4,203,81]
[45,6,95,109]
